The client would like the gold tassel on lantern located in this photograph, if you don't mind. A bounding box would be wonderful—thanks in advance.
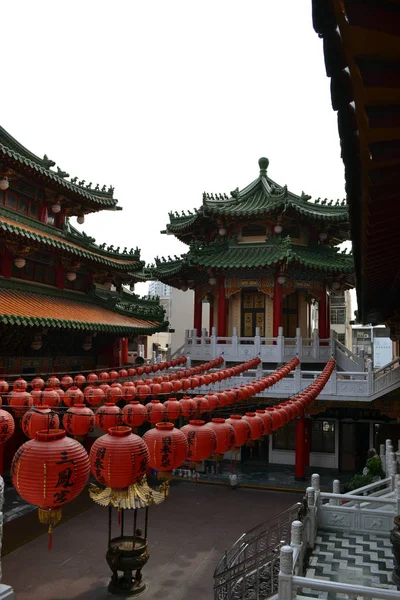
[38,508,62,551]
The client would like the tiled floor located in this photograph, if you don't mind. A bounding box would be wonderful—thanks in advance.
[303,531,397,599]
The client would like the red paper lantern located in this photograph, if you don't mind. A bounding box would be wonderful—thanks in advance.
[146,399,166,425]
[107,385,123,404]
[0,380,9,395]
[95,403,123,432]
[74,374,86,387]
[31,377,45,390]
[90,426,149,488]
[225,415,251,447]
[119,369,128,379]
[181,420,217,462]
[64,386,84,407]
[205,394,219,411]
[47,377,60,389]
[205,418,235,454]
[136,384,151,401]
[265,407,284,430]
[99,371,110,381]
[179,396,196,418]
[61,375,73,389]
[108,370,119,380]
[128,368,136,377]
[192,395,210,415]
[180,378,191,391]
[40,388,61,408]
[216,392,229,407]
[143,422,188,473]
[255,409,272,435]
[85,386,105,407]
[122,383,136,402]
[63,404,95,438]
[164,398,182,421]
[11,429,90,545]
[9,390,33,415]
[243,412,264,440]
[87,373,98,384]
[150,383,162,398]
[13,378,28,391]
[22,405,60,439]
[0,409,15,442]
[122,401,146,428]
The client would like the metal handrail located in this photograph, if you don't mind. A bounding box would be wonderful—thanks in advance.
[214,503,300,600]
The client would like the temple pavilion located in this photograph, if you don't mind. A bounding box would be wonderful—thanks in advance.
[147,157,354,341]
[0,126,168,374]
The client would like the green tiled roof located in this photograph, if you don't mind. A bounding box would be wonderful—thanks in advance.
[148,237,354,279]
[165,158,348,235]
[0,126,118,209]
[0,205,144,273]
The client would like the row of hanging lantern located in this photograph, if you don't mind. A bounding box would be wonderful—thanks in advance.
[0,355,189,396]
[0,357,225,413]
[7,358,335,550]
[0,356,298,442]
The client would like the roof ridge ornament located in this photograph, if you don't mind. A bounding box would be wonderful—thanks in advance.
[258,157,269,176]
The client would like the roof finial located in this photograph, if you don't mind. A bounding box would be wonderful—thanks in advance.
[258,157,269,175]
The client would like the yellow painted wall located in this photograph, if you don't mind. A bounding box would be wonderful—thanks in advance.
[266,296,274,337]
[228,292,241,335]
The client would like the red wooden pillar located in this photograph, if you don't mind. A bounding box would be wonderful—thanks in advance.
[295,416,306,479]
[55,263,65,289]
[273,273,283,337]
[121,337,129,364]
[304,418,311,467]
[318,281,327,340]
[193,286,202,335]
[217,276,227,337]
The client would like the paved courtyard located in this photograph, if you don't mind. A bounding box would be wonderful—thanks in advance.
[2,482,300,600]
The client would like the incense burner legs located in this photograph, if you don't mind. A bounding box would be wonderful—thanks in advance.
[106,535,149,596]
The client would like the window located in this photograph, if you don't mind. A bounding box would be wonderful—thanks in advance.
[311,420,335,453]
[4,190,41,220]
[272,420,296,451]
[11,259,55,285]
[331,308,346,324]
[242,224,265,237]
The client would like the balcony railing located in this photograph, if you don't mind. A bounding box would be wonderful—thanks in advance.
[184,327,365,371]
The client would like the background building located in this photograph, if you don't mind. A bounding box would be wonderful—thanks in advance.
[351,324,394,369]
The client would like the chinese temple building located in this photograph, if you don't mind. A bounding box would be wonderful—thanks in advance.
[149,157,354,342]
[0,126,168,374]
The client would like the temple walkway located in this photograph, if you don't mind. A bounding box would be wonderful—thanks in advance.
[2,483,299,600]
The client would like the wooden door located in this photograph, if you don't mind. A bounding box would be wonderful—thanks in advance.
[283,292,298,337]
[241,291,265,337]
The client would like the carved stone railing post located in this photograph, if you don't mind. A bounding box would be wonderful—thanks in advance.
[294,363,301,393]
[296,327,302,360]
[380,444,386,475]
[396,481,400,516]
[211,327,217,358]
[290,520,303,574]
[254,327,261,357]
[367,359,373,395]
[232,326,238,359]
[306,486,317,548]
[278,545,294,600]
[312,329,319,360]
[277,327,284,362]
[311,473,320,494]
[329,479,341,506]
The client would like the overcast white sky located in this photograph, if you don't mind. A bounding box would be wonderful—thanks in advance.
[3,1,350,298]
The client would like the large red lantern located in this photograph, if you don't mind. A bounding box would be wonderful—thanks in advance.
[31,377,45,390]
[225,415,251,447]
[205,418,235,455]
[74,374,86,387]
[9,390,33,415]
[108,370,119,380]
[0,408,15,442]
[255,410,272,435]
[64,386,84,407]
[99,371,110,381]
[179,396,196,419]
[146,400,166,425]
[90,426,149,488]
[95,403,123,432]
[87,373,98,384]
[122,383,136,402]
[61,375,73,389]
[13,378,28,391]
[204,394,219,411]
[136,384,151,401]
[180,420,217,463]
[143,422,188,476]
[22,405,60,439]
[11,429,90,547]
[164,398,182,421]
[0,380,9,395]
[63,404,95,439]
[243,412,264,440]
[265,407,284,430]
[122,401,146,428]
[192,395,210,415]
[40,388,61,408]
[85,386,105,407]
[107,385,123,405]
[47,376,60,389]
